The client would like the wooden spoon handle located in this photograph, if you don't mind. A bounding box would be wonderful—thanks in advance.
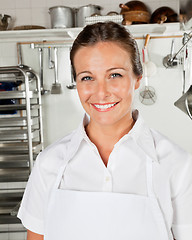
[144,34,151,48]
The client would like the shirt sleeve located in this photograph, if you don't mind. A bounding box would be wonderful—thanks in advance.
[171,155,192,240]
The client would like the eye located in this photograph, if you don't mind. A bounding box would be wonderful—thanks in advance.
[110,73,122,79]
[81,76,93,81]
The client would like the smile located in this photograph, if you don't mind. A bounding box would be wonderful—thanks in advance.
[91,102,119,111]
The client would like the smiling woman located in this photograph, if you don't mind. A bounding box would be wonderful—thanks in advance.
[18,22,192,240]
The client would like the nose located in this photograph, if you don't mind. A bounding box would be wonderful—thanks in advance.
[96,80,110,100]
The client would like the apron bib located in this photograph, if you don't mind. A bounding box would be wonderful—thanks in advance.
[44,155,173,240]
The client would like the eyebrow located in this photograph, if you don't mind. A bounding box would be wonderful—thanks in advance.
[76,67,126,77]
[106,67,126,72]
[76,71,92,78]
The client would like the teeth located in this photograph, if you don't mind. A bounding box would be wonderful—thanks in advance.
[93,103,116,109]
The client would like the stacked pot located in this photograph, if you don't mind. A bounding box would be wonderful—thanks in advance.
[49,4,101,28]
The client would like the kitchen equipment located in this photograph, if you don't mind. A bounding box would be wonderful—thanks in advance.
[51,47,61,94]
[142,34,157,77]
[49,6,74,28]
[75,4,101,27]
[119,1,150,25]
[48,47,54,69]
[139,35,157,105]
[66,65,76,89]
[0,14,12,30]
[174,46,192,120]
[150,7,178,24]
[38,47,46,95]
[0,65,43,226]
[174,86,192,119]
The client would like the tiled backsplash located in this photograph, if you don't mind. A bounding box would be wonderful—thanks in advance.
[0,0,180,29]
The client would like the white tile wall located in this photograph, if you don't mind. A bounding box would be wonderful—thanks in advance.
[0,0,180,29]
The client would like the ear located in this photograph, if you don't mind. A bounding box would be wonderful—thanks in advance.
[135,75,142,90]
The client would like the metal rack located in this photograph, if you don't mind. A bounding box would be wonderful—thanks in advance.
[0,65,43,232]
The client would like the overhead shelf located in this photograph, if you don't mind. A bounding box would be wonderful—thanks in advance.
[0,22,183,42]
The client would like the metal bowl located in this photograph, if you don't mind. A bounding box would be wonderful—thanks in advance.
[0,14,12,30]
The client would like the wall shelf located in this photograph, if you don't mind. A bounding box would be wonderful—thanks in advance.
[0,22,183,42]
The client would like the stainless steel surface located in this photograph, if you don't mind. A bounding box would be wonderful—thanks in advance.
[0,142,42,154]
[51,47,62,94]
[0,90,34,99]
[75,4,101,27]
[163,31,192,68]
[49,6,74,28]
[0,168,29,182]
[0,154,29,168]
[0,129,40,141]
[48,47,55,69]
[0,116,39,127]
[174,85,192,119]
[0,65,43,228]
[0,103,40,110]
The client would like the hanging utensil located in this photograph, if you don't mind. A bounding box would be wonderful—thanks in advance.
[48,47,54,69]
[139,34,157,105]
[174,46,192,119]
[142,34,157,77]
[51,47,62,94]
[38,47,47,95]
[66,65,76,89]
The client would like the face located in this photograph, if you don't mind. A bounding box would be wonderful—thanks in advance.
[74,41,141,128]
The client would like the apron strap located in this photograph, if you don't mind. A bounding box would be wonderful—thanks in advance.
[146,156,156,198]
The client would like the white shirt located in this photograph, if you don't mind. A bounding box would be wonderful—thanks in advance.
[18,110,192,239]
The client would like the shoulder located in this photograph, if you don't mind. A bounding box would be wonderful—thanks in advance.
[149,128,192,182]
[35,130,76,175]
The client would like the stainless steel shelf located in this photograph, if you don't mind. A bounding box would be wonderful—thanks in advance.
[0,90,36,99]
[0,142,42,154]
[0,129,40,141]
[0,155,29,168]
[0,116,39,127]
[0,215,22,224]
[0,65,43,226]
[0,168,29,182]
[0,103,40,111]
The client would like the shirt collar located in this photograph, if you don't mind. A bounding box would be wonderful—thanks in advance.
[68,110,159,163]
[130,110,159,163]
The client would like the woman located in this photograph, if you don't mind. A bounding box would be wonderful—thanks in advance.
[18,22,192,240]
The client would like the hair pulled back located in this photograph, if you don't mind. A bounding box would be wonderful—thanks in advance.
[70,21,143,79]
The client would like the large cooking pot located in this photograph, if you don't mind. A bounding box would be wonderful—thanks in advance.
[75,4,101,27]
[0,14,12,30]
[49,6,74,28]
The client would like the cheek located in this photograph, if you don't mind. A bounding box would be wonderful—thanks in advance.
[76,83,93,102]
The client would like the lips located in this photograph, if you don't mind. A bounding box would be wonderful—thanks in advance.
[91,102,119,112]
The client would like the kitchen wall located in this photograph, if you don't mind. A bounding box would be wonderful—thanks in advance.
[0,0,192,240]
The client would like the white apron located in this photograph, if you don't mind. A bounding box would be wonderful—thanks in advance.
[44,155,173,240]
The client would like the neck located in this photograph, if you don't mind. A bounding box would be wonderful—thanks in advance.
[86,116,135,148]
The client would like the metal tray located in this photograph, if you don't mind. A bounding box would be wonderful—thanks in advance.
[0,154,29,168]
[0,116,39,127]
[0,214,22,225]
[0,168,29,182]
[0,103,40,111]
[0,90,35,99]
[0,129,40,141]
[0,142,42,154]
